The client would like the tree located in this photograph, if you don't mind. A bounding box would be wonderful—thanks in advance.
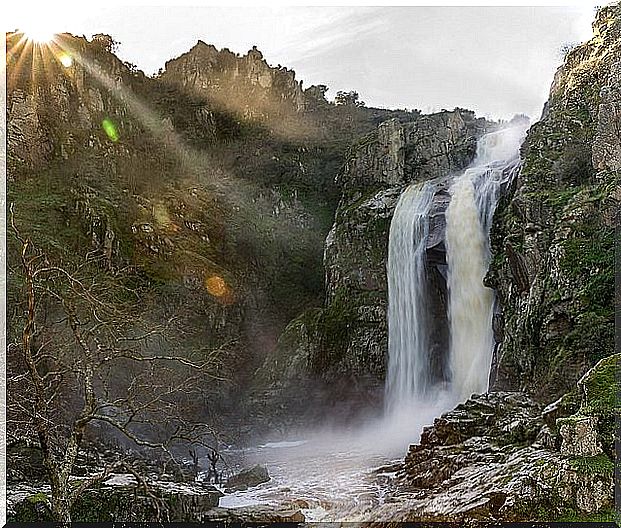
[334,90,365,107]
[8,205,223,522]
[304,85,330,111]
[91,34,119,54]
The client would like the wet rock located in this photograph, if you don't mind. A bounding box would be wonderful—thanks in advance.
[8,479,223,522]
[419,392,543,447]
[202,505,304,523]
[534,424,557,450]
[224,464,270,492]
[559,416,602,456]
[389,358,617,522]
[541,392,579,428]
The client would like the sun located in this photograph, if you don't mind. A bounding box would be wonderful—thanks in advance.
[19,20,58,44]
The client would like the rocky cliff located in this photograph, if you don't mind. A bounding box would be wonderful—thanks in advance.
[488,3,619,401]
[250,110,489,427]
[161,42,305,123]
[6,30,422,445]
[319,111,487,381]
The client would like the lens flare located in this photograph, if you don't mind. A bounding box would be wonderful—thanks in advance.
[59,53,73,68]
[205,275,228,298]
[102,118,119,142]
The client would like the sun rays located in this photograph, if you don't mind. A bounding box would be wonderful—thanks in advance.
[20,23,57,44]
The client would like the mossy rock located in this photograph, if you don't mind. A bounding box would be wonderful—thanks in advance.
[556,507,618,523]
[558,353,620,457]
[568,453,614,476]
[8,492,53,522]
[578,353,620,416]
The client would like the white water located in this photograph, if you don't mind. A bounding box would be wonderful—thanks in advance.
[385,122,527,408]
[446,125,526,401]
[385,181,436,411]
[215,401,451,521]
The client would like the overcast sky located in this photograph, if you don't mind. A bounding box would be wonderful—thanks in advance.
[6,3,602,120]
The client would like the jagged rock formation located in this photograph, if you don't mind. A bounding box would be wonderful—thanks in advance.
[368,355,617,522]
[249,110,489,424]
[488,3,619,400]
[161,42,305,122]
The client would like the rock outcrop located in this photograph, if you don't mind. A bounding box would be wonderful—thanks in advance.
[161,42,305,122]
[201,505,305,523]
[372,354,617,522]
[488,3,619,400]
[8,479,223,523]
[224,464,270,492]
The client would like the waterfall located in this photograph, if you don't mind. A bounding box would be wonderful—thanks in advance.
[445,125,526,401]
[386,121,528,411]
[385,182,436,411]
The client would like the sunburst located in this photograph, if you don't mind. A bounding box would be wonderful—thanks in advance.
[19,20,57,44]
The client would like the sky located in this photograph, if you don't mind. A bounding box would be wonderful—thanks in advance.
[5,2,604,121]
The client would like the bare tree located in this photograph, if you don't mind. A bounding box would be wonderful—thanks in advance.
[8,204,226,522]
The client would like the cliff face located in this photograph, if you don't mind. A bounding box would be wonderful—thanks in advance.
[6,31,421,438]
[161,42,305,122]
[318,111,487,381]
[250,110,488,426]
[488,4,619,401]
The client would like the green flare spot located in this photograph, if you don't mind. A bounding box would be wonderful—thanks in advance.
[102,118,119,142]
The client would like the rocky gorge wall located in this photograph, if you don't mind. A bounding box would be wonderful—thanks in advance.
[488,3,619,401]
[250,110,490,426]
[252,3,619,429]
[319,110,488,380]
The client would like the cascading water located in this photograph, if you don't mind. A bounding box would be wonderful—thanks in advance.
[385,182,436,412]
[219,122,529,523]
[445,124,527,401]
[386,121,528,409]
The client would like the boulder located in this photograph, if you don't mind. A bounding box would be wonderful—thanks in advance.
[559,416,602,456]
[224,464,270,492]
[202,505,304,523]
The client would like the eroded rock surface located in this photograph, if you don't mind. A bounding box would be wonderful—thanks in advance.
[368,374,616,522]
[488,2,619,401]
